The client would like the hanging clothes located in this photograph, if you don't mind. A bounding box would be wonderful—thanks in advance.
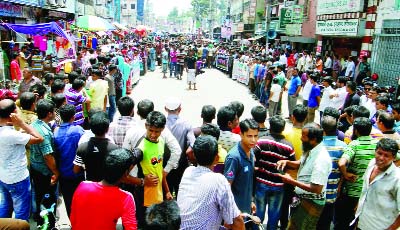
[91,37,97,49]
[82,35,87,47]
[39,37,47,52]
[87,37,92,48]
[46,40,54,56]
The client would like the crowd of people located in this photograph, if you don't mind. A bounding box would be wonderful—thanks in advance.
[0,37,399,230]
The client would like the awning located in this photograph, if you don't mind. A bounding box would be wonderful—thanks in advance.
[1,22,69,40]
[248,35,264,41]
[1,21,76,54]
[112,22,128,31]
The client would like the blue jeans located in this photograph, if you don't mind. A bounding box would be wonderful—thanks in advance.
[0,177,31,221]
[107,95,116,122]
[170,62,177,77]
[255,182,284,230]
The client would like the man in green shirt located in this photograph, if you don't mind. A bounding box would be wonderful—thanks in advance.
[335,117,378,230]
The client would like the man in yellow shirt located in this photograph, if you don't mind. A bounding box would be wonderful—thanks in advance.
[88,69,108,111]
[281,104,308,230]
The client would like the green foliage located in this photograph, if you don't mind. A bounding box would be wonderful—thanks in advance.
[167,7,179,22]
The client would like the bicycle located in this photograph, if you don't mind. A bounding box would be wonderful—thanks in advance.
[220,213,265,230]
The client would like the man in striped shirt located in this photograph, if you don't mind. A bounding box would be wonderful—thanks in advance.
[253,116,295,230]
[335,117,378,230]
[317,116,347,230]
[65,79,90,126]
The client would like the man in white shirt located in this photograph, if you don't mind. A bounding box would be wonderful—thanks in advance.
[330,77,348,110]
[0,99,43,221]
[304,51,313,71]
[178,135,244,230]
[319,77,334,119]
[324,54,332,76]
[353,138,400,230]
[345,56,356,80]
[297,53,305,72]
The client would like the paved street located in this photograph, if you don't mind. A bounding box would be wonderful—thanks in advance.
[129,66,269,125]
[31,65,296,229]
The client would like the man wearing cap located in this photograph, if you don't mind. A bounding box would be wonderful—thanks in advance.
[164,98,196,196]
[319,77,334,120]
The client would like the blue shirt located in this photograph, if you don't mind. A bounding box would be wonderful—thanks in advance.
[288,75,301,96]
[308,85,321,108]
[258,65,266,81]
[224,142,254,213]
[321,136,347,203]
[54,123,85,178]
[253,64,260,77]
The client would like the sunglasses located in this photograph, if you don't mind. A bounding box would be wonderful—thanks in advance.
[364,88,371,91]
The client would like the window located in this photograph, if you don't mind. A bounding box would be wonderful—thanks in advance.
[131,4,135,9]
[122,3,127,9]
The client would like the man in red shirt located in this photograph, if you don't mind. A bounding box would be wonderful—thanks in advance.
[70,148,140,230]
[10,53,22,83]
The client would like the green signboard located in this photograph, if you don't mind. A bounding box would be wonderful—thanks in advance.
[396,0,400,10]
[279,6,303,30]
[279,8,292,29]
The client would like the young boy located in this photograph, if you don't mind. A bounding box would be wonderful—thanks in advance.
[10,53,22,83]
[88,69,108,111]
[65,79,90,126]
[269,78,281,117]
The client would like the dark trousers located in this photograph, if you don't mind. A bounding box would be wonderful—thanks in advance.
[30,168,57,225]
[59,176,84,217]
[167,166,185,196]
[334,194,359,230]
[30,168,56,212]
[132,185,145,228]
[280,184,295,230]
[249,78,255,93]
[317,202,335,230]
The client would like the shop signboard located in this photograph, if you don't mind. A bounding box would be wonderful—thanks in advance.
[286,24,302,35]
[317,0,364,15]
[291,5,303,23]
[5,0,39,6]
[279,8,292,30]
[0,2,23,17]
[316,19,359,36]
[279,6,303,29]
[396,0,400,10]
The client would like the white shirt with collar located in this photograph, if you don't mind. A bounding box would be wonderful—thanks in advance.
[354,159,400,230]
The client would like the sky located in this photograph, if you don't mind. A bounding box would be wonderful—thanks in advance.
[150,0,192,17]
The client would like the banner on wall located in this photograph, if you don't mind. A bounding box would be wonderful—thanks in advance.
[232,60,249,85]
[216,54,229,71]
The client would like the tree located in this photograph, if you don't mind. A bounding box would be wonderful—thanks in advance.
[167,7,179,23]
[191,0,210,20]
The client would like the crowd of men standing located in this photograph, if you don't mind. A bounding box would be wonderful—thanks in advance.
[0,39,399,230]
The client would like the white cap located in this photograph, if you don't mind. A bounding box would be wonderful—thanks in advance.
[165,97,181,111]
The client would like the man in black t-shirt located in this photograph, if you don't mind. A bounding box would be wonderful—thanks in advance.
[73,111,118,182]
[184,50,198,90]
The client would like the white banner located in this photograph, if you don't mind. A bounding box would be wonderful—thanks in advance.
[317,0,364,15]
[232,60,249,85]
[316,19,359,36]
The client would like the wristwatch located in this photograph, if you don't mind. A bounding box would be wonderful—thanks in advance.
[140,178,144,187]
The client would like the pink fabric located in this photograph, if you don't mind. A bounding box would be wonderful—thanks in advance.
[33,36,41,48]
[39,37,47,51]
